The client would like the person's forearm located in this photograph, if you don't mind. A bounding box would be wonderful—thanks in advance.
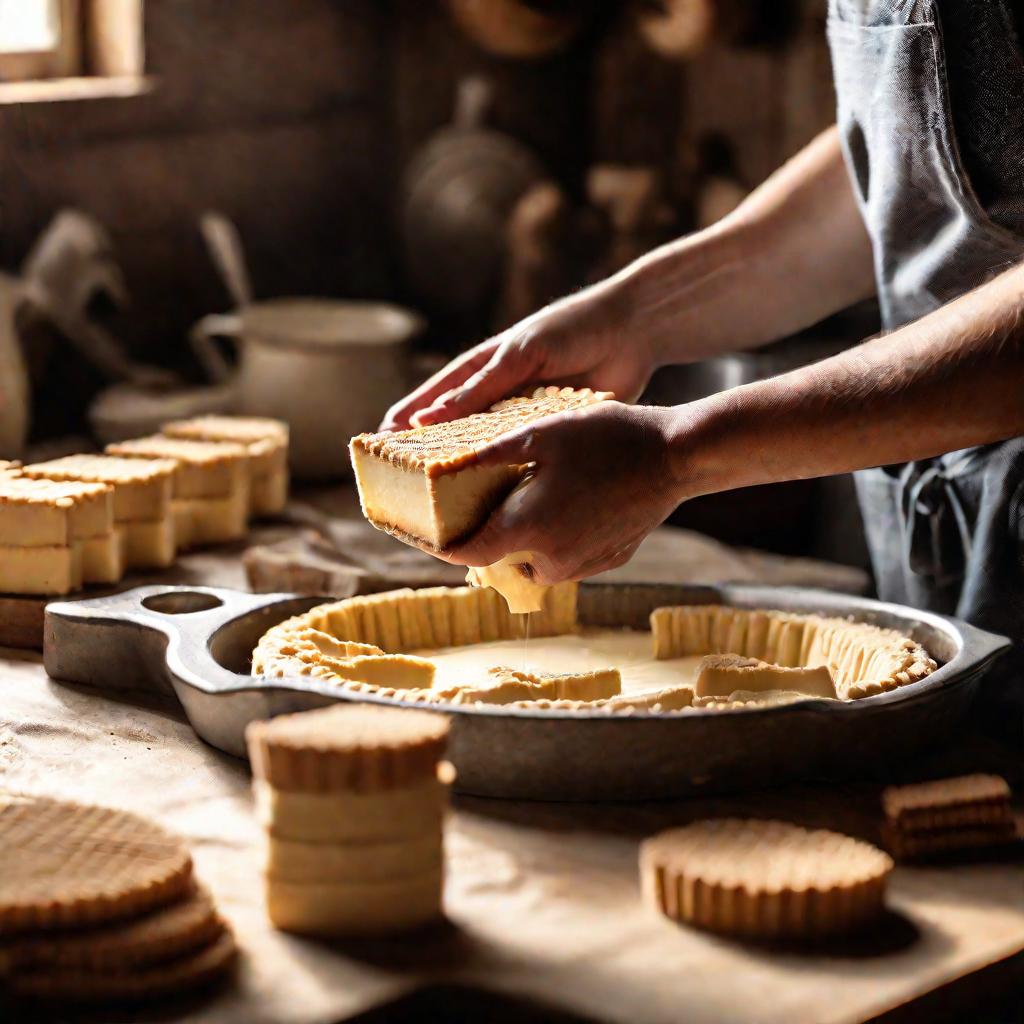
[669,260,1024,497]
[609,126,876,367]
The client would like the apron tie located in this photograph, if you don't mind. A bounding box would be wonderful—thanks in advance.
[899,454,977,585]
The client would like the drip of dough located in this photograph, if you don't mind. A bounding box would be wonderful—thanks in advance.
[466,550,546,614]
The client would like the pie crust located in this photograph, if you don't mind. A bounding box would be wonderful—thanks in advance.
[252,587,937,713]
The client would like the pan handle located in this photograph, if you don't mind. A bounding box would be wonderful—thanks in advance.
[950,617,1014,671]
[43,585,318,699]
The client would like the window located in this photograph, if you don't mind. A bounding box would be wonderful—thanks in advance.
[0,0,144,98]
[0,0,80,81]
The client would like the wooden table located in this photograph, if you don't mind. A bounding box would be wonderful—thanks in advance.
[0,506,1021,1023]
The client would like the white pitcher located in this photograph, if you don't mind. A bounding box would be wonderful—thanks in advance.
[190,298,423,480]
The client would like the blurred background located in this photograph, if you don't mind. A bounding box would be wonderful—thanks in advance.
[0,0,874,572]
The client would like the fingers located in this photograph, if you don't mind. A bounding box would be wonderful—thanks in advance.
[410,333,543,427]
[442,475,543,568]
[378,342,497,431]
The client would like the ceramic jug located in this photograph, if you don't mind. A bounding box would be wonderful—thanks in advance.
[190,298,423,480]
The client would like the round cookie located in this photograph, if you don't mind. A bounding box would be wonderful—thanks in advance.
[5,886,224,971]
[246,704,450,793]
[641,818,893,940]
[0,793,193,934]
[8,930,237,1003]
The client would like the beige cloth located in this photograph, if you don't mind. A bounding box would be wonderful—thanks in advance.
[1,647,1023,1024]
[0,501,1021,1022]
[243,496,869,598]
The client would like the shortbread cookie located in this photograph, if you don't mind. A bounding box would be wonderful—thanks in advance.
[0,794,193,933]
[246,704,450,793]
[266,830,443,884]
[882,774,1012,831]
[881,774,1017,860]
[266,868,442,936]
[4,886,224,971]
[695,654,836,700]
[641,819,892,939]
[883,821,1019,861]
[254,777,450,843]
[7,930,236,1002]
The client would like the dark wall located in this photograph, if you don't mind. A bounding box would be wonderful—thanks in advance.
[1,0,835,371]
[1,0,392,369]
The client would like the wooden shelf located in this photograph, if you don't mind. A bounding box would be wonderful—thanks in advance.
[0,74,153,105]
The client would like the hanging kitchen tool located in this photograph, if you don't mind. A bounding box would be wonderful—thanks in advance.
[585,164,678,279]
[401,76,547,327]
[445,0,588,59]
[0,273,30,458]
[634,0,787,59]
[199,211,254,310]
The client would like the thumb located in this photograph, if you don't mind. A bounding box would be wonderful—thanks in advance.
[463,423,538,471]
[411,339,538,427]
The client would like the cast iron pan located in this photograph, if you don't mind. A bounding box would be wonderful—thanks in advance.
[43,583,1011,800]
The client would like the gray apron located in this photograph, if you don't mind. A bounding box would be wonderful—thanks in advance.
[828,0,1024,655]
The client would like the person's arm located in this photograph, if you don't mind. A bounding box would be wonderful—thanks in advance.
[443,262,1024,584]
[382,126,875,431]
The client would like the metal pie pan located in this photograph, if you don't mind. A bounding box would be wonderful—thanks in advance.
[43,582,1011,801]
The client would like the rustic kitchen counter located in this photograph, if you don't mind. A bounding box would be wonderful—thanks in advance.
[0,494,1021,1023]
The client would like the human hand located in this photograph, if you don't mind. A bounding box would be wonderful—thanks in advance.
[440,400,684,584]
[379,280,657,431]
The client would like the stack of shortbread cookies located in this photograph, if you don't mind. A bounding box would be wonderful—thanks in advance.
[0,792,236,1006]
[0,414,288,595]
[246,704,451,936]
[882,774,1019,860]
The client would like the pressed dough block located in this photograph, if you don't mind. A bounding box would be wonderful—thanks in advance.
[437,665,621,706]
[81,529,125,585]
[122,517,177,569]
[249,467,289,517]
[0,476,113,547]
[266,830,443,884]
[20,454,176,522]
[171,492,248,548]
[0,544,83,595]
[350,386,610,553]
[106,435,250,500]
[266,867,443,936]
[161,416,289,516]
[254,778,449,843]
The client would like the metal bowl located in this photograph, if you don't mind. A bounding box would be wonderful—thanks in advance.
[44,582,1010,801]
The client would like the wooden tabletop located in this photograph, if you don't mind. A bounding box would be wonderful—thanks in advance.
[0,502,1021,1023]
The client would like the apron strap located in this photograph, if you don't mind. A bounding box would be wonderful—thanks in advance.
[899,456,977,585]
